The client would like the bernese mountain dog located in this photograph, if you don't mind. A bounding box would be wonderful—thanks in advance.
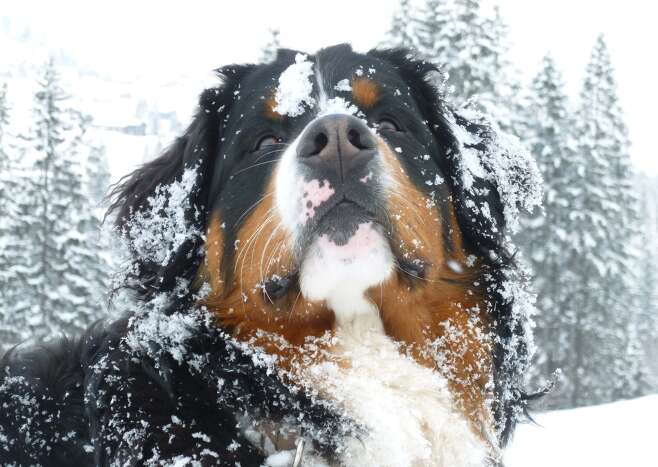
[0,45,538,466]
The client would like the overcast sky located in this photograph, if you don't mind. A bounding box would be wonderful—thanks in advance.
[5,0,657,175]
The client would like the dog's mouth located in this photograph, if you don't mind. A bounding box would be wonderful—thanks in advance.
[313,197,376,245]
[263,194,426,301]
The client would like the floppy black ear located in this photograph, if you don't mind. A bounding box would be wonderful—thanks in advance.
[108,64,255,300]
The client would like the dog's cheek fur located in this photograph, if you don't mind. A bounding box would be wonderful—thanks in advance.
[370,140,494,436]
[200,177,336,365]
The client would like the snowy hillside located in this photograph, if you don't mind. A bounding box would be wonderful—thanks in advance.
[506,395,658,467]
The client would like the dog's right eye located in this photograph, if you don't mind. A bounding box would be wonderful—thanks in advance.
[255,135,280,151]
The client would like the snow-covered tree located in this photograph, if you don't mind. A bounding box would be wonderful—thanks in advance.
[9,59,108,341]
[260,28,281,63]
[0,82,20,345]
[85,142,111,207]
[415,0,452,58]
[570,36,645,406]
[83,132,112,310]
[414,0,520,131]
[516,55,581,407]
[384,0,419,49]
[635,178,658,390]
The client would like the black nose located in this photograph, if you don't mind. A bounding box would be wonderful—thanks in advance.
[296,114,377,181]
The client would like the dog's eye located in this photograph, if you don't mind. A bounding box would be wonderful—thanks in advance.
[377,119,400,132]
[255,135,280,151]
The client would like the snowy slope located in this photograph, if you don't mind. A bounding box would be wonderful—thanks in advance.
[505,395,658,467]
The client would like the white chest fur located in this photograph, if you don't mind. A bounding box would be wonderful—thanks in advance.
[291,224,487,466]
[299,305,487,467]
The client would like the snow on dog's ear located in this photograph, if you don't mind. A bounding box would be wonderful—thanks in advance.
[108,64,255,299]
[446,106,543,257]
[367,47,541,255]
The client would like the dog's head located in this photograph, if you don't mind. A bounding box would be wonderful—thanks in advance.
[111,44,539,446]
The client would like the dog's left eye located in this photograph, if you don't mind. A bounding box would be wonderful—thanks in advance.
[255,135,280,151]
[377,119,400,132]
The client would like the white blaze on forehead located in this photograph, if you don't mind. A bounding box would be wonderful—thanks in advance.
[274,53,316,117]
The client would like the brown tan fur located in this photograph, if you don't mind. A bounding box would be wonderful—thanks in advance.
[370,139,494,436]
[263,96,283,121]
[351,78,380,109]
[199,178,335,374]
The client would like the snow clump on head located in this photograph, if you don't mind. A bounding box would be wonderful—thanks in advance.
[274,53,316,117]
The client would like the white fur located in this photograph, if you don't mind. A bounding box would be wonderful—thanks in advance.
[303,316,488,467]
[296,225,487,466]
[299,223,394,326]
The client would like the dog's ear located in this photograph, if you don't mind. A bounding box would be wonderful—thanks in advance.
[445,107,543,258]
[108,64,255,300]
[368,48,541,259]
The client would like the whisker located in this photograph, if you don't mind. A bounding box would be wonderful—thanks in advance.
[231,158,279,176]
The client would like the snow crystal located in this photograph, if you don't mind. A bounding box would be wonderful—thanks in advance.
[334,79,352,92]
[274,54,316,117]
[318,96,359,118]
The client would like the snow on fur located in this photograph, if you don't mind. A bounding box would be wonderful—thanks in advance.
[447,104,543,439]
[120,166,201,267]
[299,323,487,467]
[274,53,316,117]
[449,106,543,233]
[112,166,206,361]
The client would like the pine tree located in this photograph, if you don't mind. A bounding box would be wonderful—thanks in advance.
[385,0,419,49]
[517,55,581,407]
[571,36,645,406]
[417,0,519,130]
[260,28,281,63]
[83,133,112,311]
[415,0,452,59]
[14,59,107,340]
[635,179,658,390]
[0,82,19,345]
[0,83,41,347]
[85,142,111,206]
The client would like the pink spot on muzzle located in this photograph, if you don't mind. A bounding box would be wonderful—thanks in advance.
[300,179,335,223]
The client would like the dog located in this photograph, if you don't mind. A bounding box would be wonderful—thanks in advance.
[0,44,540,466]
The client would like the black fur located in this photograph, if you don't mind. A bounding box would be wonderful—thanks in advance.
[1,45,533,465]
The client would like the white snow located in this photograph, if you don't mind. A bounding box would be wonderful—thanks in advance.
[318,96,360,117]
[506,395,658,467]
[449,107,543,233]
[334,78,352,92]
[119,166,200,267]
[274,53,316,117]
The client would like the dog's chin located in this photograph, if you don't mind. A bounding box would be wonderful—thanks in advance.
[298,214,394,315]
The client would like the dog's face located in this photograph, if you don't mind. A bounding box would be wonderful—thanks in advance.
[198,46,479,341]
[113,44,536,449]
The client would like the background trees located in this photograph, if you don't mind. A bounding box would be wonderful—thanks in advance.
[0,61,111,348]
[386,0,657,408]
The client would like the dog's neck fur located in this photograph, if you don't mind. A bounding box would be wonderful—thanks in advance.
[288,237,490,466]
